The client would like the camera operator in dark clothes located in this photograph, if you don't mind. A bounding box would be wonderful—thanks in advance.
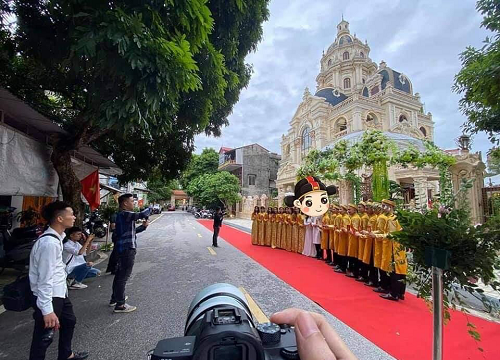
[212,207,223,247]
[109,194,150,313]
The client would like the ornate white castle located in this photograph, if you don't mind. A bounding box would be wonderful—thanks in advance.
[276,19,441,208]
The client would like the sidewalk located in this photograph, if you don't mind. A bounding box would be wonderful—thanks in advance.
[223,217,500,320]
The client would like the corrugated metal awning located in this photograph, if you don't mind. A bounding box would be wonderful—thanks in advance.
[0,87,121,172]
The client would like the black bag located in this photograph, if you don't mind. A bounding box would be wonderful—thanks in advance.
[1,233,59,312]
[2,275,33,312]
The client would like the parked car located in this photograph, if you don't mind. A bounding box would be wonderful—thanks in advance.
[167,205,175,211]
[152,204,161,214]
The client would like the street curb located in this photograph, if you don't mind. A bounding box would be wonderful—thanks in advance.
[224,222,251,234]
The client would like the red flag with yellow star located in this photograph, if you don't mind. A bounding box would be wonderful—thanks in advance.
[81,170,100,210]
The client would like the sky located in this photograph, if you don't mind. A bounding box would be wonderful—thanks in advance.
[194,0,494,160]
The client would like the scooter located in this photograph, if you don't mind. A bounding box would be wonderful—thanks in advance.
[83,210,108,238]
[0,207,42,275]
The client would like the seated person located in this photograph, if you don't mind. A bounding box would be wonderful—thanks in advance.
[63,227,101,289]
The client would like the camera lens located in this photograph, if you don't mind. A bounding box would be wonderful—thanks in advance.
[184,283,254,335]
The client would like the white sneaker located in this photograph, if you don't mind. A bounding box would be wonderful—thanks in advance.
[69,282,88,290]
[113,303,137,313]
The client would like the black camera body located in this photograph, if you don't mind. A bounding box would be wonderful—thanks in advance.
[150,284,300,360]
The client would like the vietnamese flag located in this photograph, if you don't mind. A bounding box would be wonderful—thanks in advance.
[81,170,100,210]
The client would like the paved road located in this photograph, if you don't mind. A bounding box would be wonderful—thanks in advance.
[0,212,393,360]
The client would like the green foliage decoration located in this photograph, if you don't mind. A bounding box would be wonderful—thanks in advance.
[392,180,500,343]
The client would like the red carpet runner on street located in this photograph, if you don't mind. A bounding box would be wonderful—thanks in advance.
[199,220,500,360]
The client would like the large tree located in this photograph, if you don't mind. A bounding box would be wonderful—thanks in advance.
[0,0,269,220]
[454,0,500,144]
[180,148,220,189]
[187,171,240,210]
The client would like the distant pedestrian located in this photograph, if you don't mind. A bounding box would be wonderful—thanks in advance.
[212,207,223,247]
[110,194,150,313]
[29,201,89,360]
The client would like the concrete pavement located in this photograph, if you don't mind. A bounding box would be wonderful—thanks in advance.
[0,212,393,360]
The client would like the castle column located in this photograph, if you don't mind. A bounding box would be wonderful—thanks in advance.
[450,151,486,224]
[294,138,301,163]
[352,108,363,131]
[310,130,317,150]
[339,179,354,205]
[413,176,429,210]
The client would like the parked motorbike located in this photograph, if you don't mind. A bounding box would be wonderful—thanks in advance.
[83,210,108,238]
[0,207,42,275]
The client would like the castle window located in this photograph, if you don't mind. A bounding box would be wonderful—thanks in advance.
[360,51,365,58]
[334,118,347,133]
[248,174,256,186]
[343,51,349,60]
[399,114,408,123]
[362,78,366,84]
[343,78,351,89]
[328,59,332,66]
[420,126,427,137]
[302,127,311,152]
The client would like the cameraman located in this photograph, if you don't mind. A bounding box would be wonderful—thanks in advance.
[109,194,150,313]
[271,308,357,360]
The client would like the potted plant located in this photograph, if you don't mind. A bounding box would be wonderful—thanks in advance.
[391,180,500,357]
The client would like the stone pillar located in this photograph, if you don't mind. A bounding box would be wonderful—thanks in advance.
[413,176,429,210]
[260,194,268,208]
[278,187,285,207]
[310,130,316,149]
[450,152,486,224]
[352,109,363,132]
[339,179,354,205]
[294,138,301,163]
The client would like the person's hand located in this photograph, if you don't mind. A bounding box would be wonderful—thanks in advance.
[270,308,357,360]
[143,220,150,228]
[43,312,60,330]
[87,261,94,267]
[86,234,95,243]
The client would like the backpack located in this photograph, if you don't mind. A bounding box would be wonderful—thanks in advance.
[1,233,59,312]
[1,274,33,312]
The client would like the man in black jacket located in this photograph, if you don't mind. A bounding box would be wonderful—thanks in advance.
[212,207,223,247]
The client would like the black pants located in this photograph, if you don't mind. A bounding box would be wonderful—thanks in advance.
[348,257,359,277]
[212,226,220,246]
[30,297,76,360]
[337,255,347,271]
[111,248,136,306]
[379,270,390,290]
[359,261,368,279]
[368,247,379,286]
[106,245,118,273]
[390,273,406,298]
[315,244,322,258]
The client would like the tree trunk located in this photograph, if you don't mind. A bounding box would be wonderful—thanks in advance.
[51,146,85,226]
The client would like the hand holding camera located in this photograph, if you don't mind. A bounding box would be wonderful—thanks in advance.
[271,308,357,360]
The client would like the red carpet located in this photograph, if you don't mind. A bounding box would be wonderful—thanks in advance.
[199,220,500,360]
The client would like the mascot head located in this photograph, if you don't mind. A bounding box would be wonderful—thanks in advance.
[284,176,337,216]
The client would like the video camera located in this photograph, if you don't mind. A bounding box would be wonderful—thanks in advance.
[149,284,300,360]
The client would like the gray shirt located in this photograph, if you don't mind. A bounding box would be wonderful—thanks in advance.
[29,227,68,315]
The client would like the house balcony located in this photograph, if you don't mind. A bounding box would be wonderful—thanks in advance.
[218,159,242,172]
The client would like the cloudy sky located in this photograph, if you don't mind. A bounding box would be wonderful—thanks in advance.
[194,0,493,159]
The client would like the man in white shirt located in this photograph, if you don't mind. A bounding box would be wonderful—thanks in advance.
[29,201,89,360]
[63,227,100,289]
